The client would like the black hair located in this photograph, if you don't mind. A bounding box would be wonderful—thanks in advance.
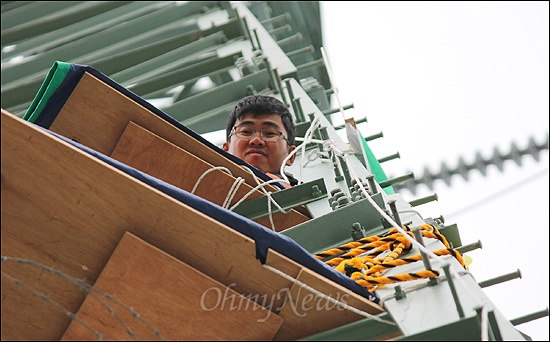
[226,95,296,145]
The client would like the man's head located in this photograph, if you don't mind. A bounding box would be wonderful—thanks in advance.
[222,95,297,174]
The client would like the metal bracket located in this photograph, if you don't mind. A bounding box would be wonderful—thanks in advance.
[232,177,327,220]
[281,192,387,253]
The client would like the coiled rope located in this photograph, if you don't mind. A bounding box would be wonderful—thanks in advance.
[314,219,465,292]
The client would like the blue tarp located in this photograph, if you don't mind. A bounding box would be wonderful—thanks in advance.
[29,61,380,304]
[24,61,280,189]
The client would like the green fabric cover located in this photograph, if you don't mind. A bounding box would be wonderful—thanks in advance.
[23,60,71,123]
[360,132,395,195]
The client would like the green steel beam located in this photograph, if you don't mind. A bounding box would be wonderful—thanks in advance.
[281,192,387,254]
[299,313,401,341]
[108,32,228,85]
[1,1,82,29]
[1,29,229,111]
[1,1,130,45]
[164,68,271,124]
[92,31,227,78]
[1,9,238,111]
[391,314,482,341]
[105,19,247,86]
[0,77,43,111]
[2,2,171,61]
[1,1,34,14]
[183,101,238,134]
[232,178,327,220]
[1,1,225,86]
[1,101,29,118]
[199,17,245,41]
[131,52,242,98]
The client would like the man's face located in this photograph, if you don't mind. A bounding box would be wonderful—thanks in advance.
[223,113,296,174]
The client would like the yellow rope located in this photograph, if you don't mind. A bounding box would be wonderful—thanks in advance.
[317,224,465,291]
[315,226,413,260]
[352,269,441,291]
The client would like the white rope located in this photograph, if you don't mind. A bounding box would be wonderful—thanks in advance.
[191,166,248,210]
[262,263,396,326]
[222,177,245,209]
[191,166,233,194]
[279,116,321,185]
[293,46,492,339]
[301,149,331,167]
[242,167,283,233]
[228,167,292,231]
[265,192,276,231]
[321,139,486,310]
[228,178,290,212]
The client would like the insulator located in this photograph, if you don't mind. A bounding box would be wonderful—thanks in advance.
[439,161,452,187]
[492,146,505,172]
[392,134,548,194]
[422,166,435,190]
[474,151,487,176]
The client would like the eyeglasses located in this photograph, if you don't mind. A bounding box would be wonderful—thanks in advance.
[230,125,289,144]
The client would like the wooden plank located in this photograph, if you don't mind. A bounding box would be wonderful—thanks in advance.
[48,72,298,201]
[61,232,284,340]
[1,110,298,340]
[272,267,385,340]
[1,110,382,340]
[111,121,309,232]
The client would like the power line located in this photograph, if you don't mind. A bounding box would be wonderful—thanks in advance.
[445,167,549,220]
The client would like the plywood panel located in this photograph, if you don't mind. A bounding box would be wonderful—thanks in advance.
[1,110,382,340]
[111,121,309,232]
[62,232,283,340]
[272,268,386,340]
[1,110,298,340]
[48,72,290,198]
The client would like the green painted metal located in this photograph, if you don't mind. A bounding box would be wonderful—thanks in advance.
[0,1,33,14]
[164,69,272,132]
[299,313,401,341]
[2,27,223,110]
[1,1,223,86]
[109,32,229,86]
[378,172,415,189]
[455,239,482,254]
[1,1,82,30]
[438,223,463,249]
[378,151,400,164]
[511,308,549,326]
[93,32,228,82]
[3,2,541,340]
[232,178,328,220]
[391,314,482,341]
[478,269,522,288]
[295,119,320,141]
[130,52,242,99]
[1,1,127,45]
[281,193,387,254]
[409,193,438,207]
[1,2,171,61]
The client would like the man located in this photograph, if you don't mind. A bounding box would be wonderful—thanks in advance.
[223,95,298,187]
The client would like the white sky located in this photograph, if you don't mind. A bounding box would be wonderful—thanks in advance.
[321,1,549,340]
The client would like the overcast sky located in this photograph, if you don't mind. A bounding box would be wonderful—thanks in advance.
[321,1,549,340]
